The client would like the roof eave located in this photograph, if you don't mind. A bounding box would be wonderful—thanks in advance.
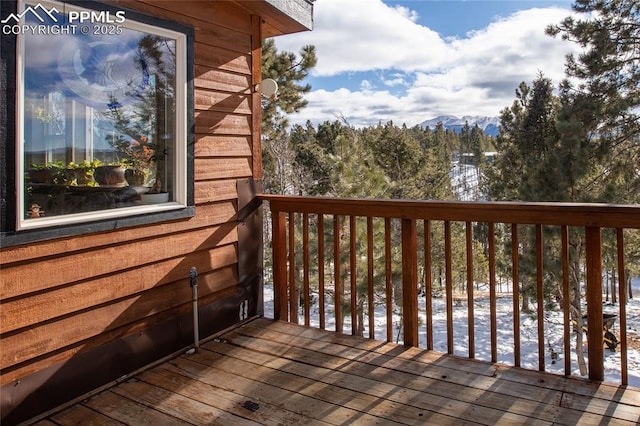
[236,0,313,37]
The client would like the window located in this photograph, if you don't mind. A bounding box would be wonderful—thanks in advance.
[12,0,192,232]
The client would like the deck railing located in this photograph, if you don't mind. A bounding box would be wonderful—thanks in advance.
[260,195,640,384]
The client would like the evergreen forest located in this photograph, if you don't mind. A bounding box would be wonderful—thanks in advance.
[258,0,640,357]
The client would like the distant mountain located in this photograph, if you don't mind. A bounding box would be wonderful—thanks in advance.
[420,115,500,137]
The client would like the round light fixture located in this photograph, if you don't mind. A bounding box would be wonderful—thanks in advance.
[258,78,278,98]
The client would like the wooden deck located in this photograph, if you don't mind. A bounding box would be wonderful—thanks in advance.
[31,318,640,425]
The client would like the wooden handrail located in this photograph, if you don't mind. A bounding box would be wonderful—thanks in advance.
[261,194,640,384]
[261,195,640,227]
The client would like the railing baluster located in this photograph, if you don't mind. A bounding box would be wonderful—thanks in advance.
[385,218,393,342]
[402,218,418,347]
[424,219,433,351]
[318,214,325,330]
[585,226,604,381]
[350,215,357,336]
[512,223,521,367]
[367,216,375,339]
[303,213,310,327]
[466,221,475,359]
[561,225,571,376]
[445,221,454,354]
[616,228,628,385]
[536,224,544,371]
[272,209,288,321]
[334,215,343,334]
[261,195,639,385]
[488,222,497,363]
[289,212,297,324]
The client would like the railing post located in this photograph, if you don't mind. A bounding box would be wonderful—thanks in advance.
[511,224,521,367]
[445,221,454,354]
[536,225,545,372]
[616,229,628,385]
[334,215,343,334]
[401,219,418,347]
[585,226,603,381]
[272,209,288,321]
[288,212,297,324]
[561,226,571,377]
[424,220,433,351]
[350,216,357,336]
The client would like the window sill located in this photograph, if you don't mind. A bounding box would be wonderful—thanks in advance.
[1,206,195,247]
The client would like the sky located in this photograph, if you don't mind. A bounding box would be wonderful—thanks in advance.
[273,0,581,128]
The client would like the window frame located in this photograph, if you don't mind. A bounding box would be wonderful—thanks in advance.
[1,0,195,246]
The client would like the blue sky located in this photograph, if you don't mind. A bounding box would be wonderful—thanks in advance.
[387,0,573,38]
[274,0,579,127]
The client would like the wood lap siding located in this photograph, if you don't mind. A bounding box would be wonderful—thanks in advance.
[0,0,257,394]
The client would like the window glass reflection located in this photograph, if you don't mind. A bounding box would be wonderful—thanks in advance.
[23,3,177,219]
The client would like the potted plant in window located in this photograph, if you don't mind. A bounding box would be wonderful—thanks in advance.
[93,162,127,187]
[65,160,98,186]
[27,162,61,184]
[111,135,162,185]
[140,178,169,204]
[118,137,150,187]
[124,167,146,186]
[103,33,175,203]
[109,133,170,203]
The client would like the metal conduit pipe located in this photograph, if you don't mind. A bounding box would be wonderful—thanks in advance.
[189,267,199,352]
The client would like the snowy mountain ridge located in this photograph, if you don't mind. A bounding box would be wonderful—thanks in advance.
[420,115,500,137]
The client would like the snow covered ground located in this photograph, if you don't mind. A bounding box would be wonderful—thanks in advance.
[450,162,482,201]
[263,277,640,387]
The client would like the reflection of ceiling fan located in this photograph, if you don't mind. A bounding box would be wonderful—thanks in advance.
[76,42,125,89]
[92,56,117,88]
[60,40,149,108]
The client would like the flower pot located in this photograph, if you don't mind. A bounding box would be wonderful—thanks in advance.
[74,168,93,185]
[27,168,57,184]
[140,192,169,204]
[94,165,126,186]
[125,169,146,186]
[60,168,91,186]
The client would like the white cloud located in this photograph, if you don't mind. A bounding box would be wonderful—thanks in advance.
[382,72,409,87]
[360,79,373,90]
[276,0,448,75]
[290,88,415,128]
[275,0,580,127]
[391,4,420,23]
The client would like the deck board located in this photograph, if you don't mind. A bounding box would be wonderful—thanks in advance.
[34,318,640,426]
[217,329,552,424]
[82,390,191,425]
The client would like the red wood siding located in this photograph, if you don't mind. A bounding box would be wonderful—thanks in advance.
[1,0,258,392]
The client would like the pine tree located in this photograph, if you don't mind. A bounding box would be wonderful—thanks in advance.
[365,122,429,199]
[410,126,454,200]
[290,120,341,196]
[487,75,568,313]
[261,40,316,136]
[488,75,561,202]
[546,4,640,373]
[546,0,640,203]
[261,40,317,195]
